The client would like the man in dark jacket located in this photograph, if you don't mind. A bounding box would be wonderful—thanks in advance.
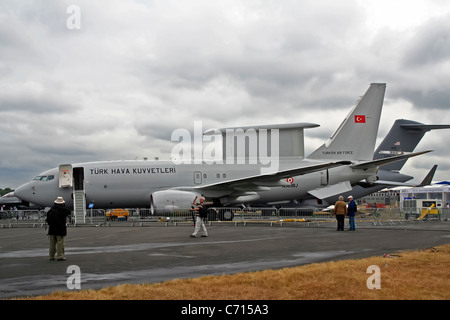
[190,196,208,238]
[46,196,71,261]
[347,195,357,231]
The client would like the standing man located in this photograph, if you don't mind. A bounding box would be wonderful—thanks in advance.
[46,196,71,261]
[347,195,357,231]
[190,196,208,238]
[334,195,347,231]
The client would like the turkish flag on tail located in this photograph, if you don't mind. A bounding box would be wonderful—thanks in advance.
[354,115,366,123]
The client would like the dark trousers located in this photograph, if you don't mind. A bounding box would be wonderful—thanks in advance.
[49,235,65,259]
[336,215,345,231]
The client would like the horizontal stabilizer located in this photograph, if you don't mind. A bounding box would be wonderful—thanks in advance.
[351,150,432,170]
[373,119,450,171]
[369,180,420,187]
[400,124,450,131]
[308,181,352,199]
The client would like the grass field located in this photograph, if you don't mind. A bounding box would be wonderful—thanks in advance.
[24,244,450,300]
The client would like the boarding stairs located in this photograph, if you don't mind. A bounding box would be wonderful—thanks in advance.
[73,190,86,224]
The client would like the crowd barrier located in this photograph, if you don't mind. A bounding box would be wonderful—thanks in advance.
[1,207,449,228]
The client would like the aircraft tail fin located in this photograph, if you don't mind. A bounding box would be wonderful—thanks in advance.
[308,83,386,161]
[418,164,438,186]
[374,120,450,171]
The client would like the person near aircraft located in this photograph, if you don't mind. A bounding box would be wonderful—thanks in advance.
[190,196,208,238]
[189,198,197,225]
[347,195,357,231]
[334,196,347,231]
[46,196,71,261]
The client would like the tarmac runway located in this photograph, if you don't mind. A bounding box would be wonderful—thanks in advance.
[1,221,450,299]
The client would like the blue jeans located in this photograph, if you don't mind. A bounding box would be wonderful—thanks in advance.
[348,216,355,230]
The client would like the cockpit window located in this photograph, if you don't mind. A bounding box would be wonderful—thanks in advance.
[33,175,55,182]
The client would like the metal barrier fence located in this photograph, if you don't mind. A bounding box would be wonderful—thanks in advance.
[1,207,449,227]
[0,210,48,228]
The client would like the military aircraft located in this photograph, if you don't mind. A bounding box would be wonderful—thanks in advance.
[13,83,430,214]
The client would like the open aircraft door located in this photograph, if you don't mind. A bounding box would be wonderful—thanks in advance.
[73,167,85,191]
[58,164,73,188]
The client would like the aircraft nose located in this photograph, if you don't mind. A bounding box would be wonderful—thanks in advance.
[14,182,33,202]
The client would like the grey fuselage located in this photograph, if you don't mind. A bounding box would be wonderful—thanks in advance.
[14,158,375,209]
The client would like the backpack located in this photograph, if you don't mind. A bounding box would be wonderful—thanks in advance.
[198,205,208,219]
[46,207,57,225]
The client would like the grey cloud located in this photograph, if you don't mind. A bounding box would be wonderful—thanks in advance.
[400,89,450,110]
[0,89,79,114]
[403,14,450,68]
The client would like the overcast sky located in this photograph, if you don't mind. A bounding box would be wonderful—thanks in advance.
[1,0,450,189]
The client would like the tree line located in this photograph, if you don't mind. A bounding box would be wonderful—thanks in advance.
[0,188,14,197]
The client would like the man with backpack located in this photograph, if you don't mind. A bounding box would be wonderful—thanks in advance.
[46,196,71,261]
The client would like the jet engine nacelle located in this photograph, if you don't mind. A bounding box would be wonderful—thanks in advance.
[150,190,202,214]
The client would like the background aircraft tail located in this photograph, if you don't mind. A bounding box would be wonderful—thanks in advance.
[417,164,437,186]
[373,119,450,171]
[308,83,386,161]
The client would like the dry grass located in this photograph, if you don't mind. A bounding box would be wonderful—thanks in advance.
[25,244,450,300]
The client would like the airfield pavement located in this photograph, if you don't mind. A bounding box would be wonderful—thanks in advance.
[1,220,450,299]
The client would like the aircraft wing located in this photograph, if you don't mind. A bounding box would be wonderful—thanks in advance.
[176,161,351,196]
[350,150,432,170]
